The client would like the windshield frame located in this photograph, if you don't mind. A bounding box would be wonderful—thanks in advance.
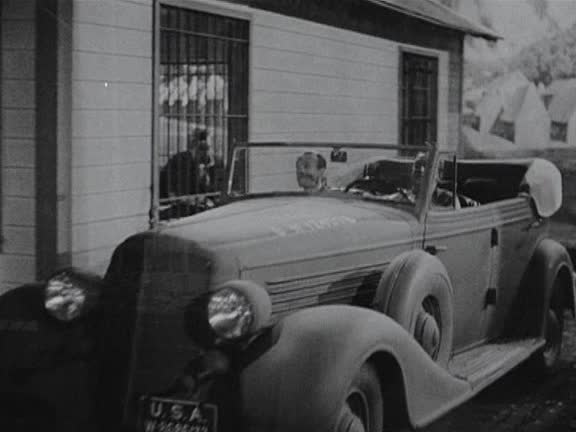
[226,142,438,221]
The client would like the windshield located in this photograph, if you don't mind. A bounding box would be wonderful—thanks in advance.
[228,143,433,208]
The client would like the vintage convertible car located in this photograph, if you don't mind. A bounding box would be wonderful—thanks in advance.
[0,143,574,432]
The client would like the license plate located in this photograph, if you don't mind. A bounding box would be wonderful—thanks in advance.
[140,396,218,432]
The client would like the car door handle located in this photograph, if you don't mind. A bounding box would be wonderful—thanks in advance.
[425,245,448,255]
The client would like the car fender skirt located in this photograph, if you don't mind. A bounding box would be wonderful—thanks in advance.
[239,305,470,432]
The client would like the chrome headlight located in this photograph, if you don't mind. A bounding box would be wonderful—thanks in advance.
[207,281,272,340]
[44,270,101,322]
[208,288,254,339]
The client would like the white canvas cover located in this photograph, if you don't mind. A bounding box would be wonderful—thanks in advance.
[521,158,562,218]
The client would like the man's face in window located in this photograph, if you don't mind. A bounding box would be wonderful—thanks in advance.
[296,153,325,192]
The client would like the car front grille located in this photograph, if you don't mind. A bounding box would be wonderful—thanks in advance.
[100,233,213,430]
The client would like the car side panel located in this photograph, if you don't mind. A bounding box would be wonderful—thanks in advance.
[486,197,547,340]
[424,204,496,351]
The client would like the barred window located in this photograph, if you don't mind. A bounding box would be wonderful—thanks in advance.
[155,5,249,222]
[400,52,438,147]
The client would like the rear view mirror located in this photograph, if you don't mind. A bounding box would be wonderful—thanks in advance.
[331,148,347,163]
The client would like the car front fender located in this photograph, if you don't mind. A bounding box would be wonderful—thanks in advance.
[239,305,470,432]
[0,284,99,431]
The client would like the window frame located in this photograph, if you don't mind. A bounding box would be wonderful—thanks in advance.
[398,48,439,148]
[151,0,252,225]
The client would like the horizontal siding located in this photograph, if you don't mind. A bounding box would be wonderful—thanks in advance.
[72,215,148,253]
[74,22,152,57]
[73,81,151,110]
[73,136,150,166]
[3,197,35,227]
[250,131,398,142]
[3,139,34,167]
[3,226,35,255]
[2,20,35,50]
[69,245,115,275]
[253,23,396,66]
[4,167,35,197]
[253,112,395,135]
[3,79,35,108]
[74,0,152,30]
[70,0,153,269]
[1,0,37,287]
[2,108,35,138]
[253,92,396,116]
[2,49,34,80]
[0,255,36,288]
[2,0,35,19]
[72,51,151,83]
[71,110,151,138]
[252,68,397,99]
[251,9,401,145]
[252,45,395,82]
[71,163,150,195]
[72,189,150,224]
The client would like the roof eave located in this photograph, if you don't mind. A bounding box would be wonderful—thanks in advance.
[364,0,501,41]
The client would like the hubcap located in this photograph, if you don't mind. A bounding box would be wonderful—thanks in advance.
[415,297,441,360]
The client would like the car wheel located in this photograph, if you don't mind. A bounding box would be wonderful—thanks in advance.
[533,306,564,373]
[337,363,383,432]
[414,295,442,362]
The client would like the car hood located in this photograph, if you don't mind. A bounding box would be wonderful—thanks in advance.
[159,196,417,279]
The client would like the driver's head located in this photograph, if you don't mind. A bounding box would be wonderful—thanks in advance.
[411,152,428,197]
[296,152,327,192]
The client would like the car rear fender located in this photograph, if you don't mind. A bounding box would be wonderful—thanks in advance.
[239,305,469,432]
[527,239,575,332]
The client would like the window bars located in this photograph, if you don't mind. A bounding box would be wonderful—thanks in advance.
[156,5,249,221]
[400,52,438,148]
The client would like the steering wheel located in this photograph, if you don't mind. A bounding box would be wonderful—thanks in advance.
[344,178,399,196]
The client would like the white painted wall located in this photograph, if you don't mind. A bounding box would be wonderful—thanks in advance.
[69,0,153,273]
[250,11,399,143]
[0,0,37,292]
[249,8,450,190]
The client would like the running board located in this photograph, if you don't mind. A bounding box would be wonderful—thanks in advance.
[449,338,545,389]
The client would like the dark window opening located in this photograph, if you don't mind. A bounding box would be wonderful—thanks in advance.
[400,52,438,148]
[462,113,480,131]
[490,111,515,142]
[550,121,567,143]
[156,5,249,222]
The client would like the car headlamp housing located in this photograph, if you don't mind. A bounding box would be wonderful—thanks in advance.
[207,280,272,341]
[44,269,102,322]
[208,288,254,339]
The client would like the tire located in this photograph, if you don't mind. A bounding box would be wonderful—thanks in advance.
[532,304,564,374]
[377,252,454,368]
[336,363,383,432]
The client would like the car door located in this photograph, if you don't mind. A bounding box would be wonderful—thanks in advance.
[424,155,497,352]
[484,195,547,341]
